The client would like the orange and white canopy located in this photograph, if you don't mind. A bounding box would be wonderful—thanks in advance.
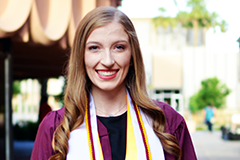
[0,0,122,48]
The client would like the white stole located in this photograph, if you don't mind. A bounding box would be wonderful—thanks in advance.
[67,91,165,160]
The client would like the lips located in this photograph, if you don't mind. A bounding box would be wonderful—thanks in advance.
[98,71,116,76]
[96,69,119,80]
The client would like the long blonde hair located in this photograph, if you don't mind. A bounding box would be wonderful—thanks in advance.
[50,6,181,160]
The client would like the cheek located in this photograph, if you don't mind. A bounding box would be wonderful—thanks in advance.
[84,55,94,78]
[120,57,131,76]
[84,54,94,68]
[122,54,132,67]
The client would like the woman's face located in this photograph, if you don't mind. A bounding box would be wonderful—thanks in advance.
[84,21,131,93]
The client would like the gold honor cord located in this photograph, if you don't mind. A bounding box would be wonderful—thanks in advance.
[134,102,152,160]
[125,94,138,159]
[86,102,104,160]
[85,95,152,160]
[85,105,96,160]
[98,137,104,160]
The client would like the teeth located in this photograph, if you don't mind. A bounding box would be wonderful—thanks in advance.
[98,71,116,76]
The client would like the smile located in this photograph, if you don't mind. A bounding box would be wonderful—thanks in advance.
[98,71,117,76]
[96,69,119,80]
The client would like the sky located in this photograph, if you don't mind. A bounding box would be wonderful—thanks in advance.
[118,0,240,52]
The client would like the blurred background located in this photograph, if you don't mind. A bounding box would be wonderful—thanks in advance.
[0,0,240,159]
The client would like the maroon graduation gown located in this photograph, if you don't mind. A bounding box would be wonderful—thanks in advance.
[30,101,197,160]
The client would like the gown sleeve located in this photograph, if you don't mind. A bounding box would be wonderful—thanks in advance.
[154,100,197,160]
[173,119,197,160]
[30,108,64,160]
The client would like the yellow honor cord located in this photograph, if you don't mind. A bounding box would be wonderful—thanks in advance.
[125,95,138,160]
[86,105,104,160]
[98,136,104,160]
[85,107,94,160]
[135,104,152,160]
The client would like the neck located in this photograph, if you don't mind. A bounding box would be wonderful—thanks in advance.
[91,85,127,117]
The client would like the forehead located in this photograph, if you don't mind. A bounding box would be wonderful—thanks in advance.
[86,22,129,42]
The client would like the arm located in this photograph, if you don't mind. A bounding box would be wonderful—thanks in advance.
[31,108,64,160]
[173,119,197,160]
[213,107,216,117]
[203,108,206,118]
[154,101,197,160]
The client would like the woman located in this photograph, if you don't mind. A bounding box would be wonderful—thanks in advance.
[204,104,216,132]
[31,6,196,160]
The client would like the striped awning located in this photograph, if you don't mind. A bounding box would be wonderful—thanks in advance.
[0,0,122,48]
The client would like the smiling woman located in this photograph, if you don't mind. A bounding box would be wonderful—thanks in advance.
[31,6,197,160]
[85,22,131,95]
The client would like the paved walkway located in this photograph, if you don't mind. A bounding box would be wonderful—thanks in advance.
[191,131,240,160]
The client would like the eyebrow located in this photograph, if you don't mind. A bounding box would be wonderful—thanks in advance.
[86,40,129,45]
[86,41,100,45]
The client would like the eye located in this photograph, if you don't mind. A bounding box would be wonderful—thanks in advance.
[88,46,99,50]
[115,45,125,50]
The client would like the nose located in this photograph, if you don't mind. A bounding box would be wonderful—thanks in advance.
[100,49,114,67]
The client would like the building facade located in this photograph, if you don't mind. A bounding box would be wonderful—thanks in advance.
[131,18,240,114]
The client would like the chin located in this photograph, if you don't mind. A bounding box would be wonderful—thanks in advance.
[98,86,119,92]
[93,82,125,92]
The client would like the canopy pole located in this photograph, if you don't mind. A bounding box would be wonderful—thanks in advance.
[3,38,14,160]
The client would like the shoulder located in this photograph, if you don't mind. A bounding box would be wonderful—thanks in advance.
[153,100,185,134]
[35,106,65,141]
[154,100,197,159]
[31,107,65,160]
[40,106,65,130]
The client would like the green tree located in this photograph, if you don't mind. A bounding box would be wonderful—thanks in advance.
[189,77,231,113]
[13,80,21,95]
[154,0,228,46]
[153,7,177,28]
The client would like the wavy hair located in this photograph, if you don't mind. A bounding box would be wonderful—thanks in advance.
[50,6,181,160]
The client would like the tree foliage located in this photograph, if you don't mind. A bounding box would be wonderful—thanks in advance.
[13,80,21,95]
[153,7,177,28]
[189,77,231,113]
[153,0,228,32]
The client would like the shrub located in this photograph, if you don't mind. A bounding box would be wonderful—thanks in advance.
[189,77,230,113]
